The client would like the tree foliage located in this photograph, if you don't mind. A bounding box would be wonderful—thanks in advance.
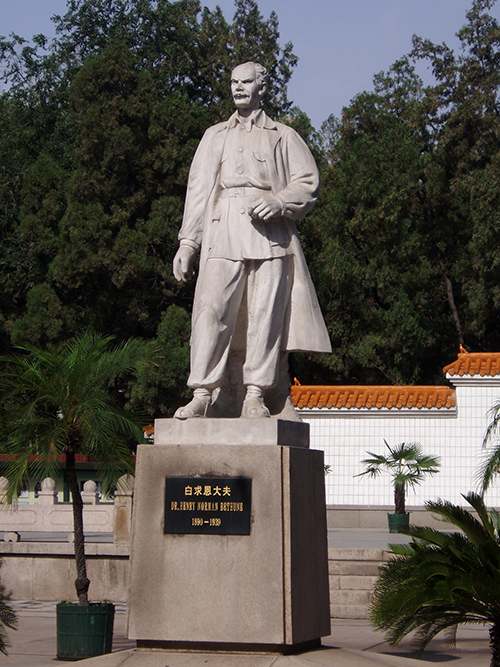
[356,441,440,514]
[300,0,500,385]
[1,0,500,406]
[0,332,150,604]
[371,493,500,665]
[0,0,297,414]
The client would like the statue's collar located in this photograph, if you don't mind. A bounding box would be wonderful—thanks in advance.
[226,109,277,131]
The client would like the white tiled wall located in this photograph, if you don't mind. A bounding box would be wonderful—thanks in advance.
[300,378,500,507]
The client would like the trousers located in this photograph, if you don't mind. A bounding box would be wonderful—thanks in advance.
[187,255,292,390]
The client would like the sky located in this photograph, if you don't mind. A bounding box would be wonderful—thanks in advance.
[1,0,499,129]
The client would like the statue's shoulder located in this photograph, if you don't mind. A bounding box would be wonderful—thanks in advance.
[272,119,290,132]
[268,119,300,141]
[203,120,229,137]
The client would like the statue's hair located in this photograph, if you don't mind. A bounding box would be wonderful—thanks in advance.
[233,62,268,88]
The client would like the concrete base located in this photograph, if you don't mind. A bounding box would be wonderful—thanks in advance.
[154,417,309,448]
[127,419,330,653]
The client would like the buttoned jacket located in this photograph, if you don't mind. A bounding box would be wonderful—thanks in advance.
[179,111,332,353]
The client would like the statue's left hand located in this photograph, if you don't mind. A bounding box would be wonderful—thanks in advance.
[249,196,282,221]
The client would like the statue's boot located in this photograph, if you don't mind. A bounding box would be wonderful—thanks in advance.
[174,389,211,419]
[241,385,270,418]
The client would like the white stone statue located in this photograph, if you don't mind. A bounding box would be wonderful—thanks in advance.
[173,62,331,419]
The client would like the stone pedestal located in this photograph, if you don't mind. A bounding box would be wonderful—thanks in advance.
[127,419,330,653]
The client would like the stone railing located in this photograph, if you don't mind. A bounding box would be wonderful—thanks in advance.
[0,475,134,544]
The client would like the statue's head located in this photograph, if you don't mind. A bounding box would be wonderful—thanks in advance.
[231,62,267,113]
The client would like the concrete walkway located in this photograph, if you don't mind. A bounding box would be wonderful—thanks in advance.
[3,599,491,666]
[1,530,493,665]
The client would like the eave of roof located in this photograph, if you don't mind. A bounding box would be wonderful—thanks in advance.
[443,352,500,377]
[290,385,456,411]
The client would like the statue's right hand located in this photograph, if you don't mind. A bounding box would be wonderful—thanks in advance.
[173,245,196,282]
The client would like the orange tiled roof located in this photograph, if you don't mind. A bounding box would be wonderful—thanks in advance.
[443,351,500,377]
[290,385,456,411]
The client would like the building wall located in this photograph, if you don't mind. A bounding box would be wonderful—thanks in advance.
[300,377,500,508]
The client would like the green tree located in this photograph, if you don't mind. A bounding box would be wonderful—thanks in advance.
[0,332,150,605]
[0,95,64,352]
[13,41,209,351]
[131,305,192,415]
[0,1,297,405]
[301,0,500,386]
[356,441,440,514]
[410,0,500,352]
[371,493,500,666]
[47,42,160,337]
[304,58,446,385]
[0,1,296,123]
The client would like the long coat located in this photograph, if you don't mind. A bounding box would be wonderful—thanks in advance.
[179,111,332,354]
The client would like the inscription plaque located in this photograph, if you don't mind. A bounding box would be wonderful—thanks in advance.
[164,477,252,535]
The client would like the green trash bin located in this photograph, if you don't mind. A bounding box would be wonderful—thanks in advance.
[56,602,115,661]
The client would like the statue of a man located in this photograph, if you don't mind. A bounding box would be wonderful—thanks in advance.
[173,62,331,419]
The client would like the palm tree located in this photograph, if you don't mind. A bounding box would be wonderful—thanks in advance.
[356,440,440,513]
[0,332,150,605]
[371,493,500,666]
[479,400,500,493]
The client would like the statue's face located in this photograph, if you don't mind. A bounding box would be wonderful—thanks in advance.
[231,64,264,112]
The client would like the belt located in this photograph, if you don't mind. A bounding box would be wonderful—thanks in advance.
[220,186,270,198]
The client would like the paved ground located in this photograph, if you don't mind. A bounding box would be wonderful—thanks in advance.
[2,600,492,666]
[0,530,492,665]
[2,601,133,666]
[327,528,413,549]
